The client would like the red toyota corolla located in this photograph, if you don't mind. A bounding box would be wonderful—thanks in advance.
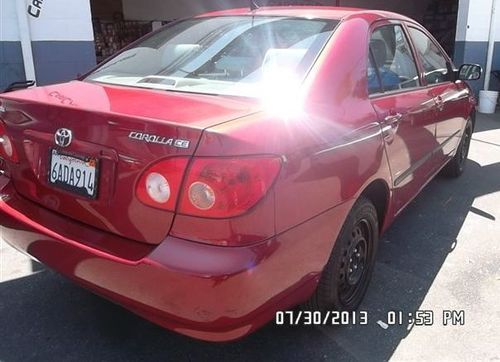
[0,7,481,341]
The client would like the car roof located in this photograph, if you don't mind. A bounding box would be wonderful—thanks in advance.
[198,6,417,24]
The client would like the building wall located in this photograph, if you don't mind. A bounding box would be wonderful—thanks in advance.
[0,0,96,89]
[122,0,250,21]
[454,0,500,92]
[0,0,26,89]
[341,0,436,22]
[122,0,435,22]
[90,0,123,19]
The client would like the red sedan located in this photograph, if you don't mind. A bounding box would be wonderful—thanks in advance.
[0,7,481,341]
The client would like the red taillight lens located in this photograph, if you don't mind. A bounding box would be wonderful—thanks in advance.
[0,122,18,162]
[136,157,190,211]
[179,157,282,218]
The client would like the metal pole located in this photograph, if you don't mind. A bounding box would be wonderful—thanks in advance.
[484,0,497,91]
[15,0,37,84]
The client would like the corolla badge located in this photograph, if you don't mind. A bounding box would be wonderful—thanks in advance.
[55,128,73,148]
[128,131,190,149]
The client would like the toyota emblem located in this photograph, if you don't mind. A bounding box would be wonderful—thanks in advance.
[54,128,73,148]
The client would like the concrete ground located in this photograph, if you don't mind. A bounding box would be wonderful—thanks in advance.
[1,113,499,362]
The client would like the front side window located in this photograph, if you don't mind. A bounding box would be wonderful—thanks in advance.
[368,25,420,93]
[408,27,451,85]
[86,16,338,97]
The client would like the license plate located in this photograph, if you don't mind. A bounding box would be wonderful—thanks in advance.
[48,149,99,199]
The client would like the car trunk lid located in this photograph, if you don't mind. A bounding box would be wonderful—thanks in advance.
[0,81,258,244]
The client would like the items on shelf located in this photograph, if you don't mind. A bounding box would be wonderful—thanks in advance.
[93,13,152,63]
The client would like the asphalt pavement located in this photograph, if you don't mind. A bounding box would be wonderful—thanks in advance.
[1,113,499,362]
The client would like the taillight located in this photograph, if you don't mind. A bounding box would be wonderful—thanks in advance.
[136,157,190,211]
[136,156,282,218]
[0,122,18,162]
[179,157,282,218]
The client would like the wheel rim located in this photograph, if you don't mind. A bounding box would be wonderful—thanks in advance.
[338,219,374,306]
[459,128,472,166]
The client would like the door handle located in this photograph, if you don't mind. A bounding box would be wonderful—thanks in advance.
[434,96,444,111]
[384,113,403,127]
[382,113,402,143]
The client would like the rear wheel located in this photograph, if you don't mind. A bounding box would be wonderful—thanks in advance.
[305,197,379,312]
[442,120,473,178]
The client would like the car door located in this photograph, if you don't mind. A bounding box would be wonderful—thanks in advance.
[368,23,439,213]
[407,25,468,163]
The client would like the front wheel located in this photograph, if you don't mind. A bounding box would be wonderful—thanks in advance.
[305,197,379,312]
[442,119,473,178]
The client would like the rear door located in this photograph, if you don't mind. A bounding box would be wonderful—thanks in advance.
[368,22,439,213]
[406,25,468,163]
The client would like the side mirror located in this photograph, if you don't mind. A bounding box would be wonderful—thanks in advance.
[458,64,482,81]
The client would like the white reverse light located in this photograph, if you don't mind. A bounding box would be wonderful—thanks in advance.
[0,135,14,158]
[146,172,171,203]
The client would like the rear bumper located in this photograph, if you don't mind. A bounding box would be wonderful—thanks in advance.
[0,175,351,341]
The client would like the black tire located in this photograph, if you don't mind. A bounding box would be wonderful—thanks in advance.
[442,119,473,178]
[305,197,379,312]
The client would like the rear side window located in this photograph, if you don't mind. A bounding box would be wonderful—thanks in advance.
[408,27,451,84]
[368,25,419,93]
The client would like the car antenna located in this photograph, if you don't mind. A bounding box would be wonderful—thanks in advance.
[250,0,259,11]
[250,0,259,27]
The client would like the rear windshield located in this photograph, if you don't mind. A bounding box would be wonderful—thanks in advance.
[85,16,338,97]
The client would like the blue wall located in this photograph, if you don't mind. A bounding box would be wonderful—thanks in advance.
[0,41,96,90]
[454,41,500,94]
[31,41,96,86]
[0,42,26,91]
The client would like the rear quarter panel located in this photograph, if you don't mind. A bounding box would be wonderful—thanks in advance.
[192,17,393,250]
